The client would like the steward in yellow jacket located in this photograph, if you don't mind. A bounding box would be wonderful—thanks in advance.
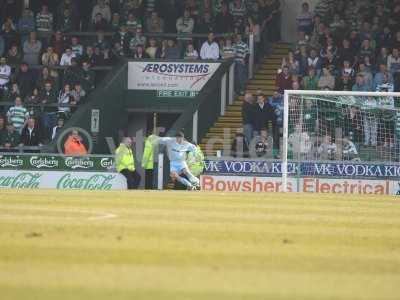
[141,134,157,189]
[115,137,141,189]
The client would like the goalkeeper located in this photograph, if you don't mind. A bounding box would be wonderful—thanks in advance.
[154,131,200,190]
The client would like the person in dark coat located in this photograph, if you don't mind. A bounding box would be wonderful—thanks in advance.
[242,92,255,146]
[19,117,43,147]
[16,62,35,98]
[253,92,280,158]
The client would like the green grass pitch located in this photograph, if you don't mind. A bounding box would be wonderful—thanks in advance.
[0,190,400,300]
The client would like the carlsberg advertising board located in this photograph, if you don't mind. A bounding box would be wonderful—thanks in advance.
[0,170,127,190]
[0,154,115,172]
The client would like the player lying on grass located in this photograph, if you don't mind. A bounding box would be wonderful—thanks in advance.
[154,131,200,190]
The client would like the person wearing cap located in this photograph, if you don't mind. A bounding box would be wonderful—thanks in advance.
[154,131,200,190]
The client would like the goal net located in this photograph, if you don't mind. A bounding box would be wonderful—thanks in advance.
[282,90,400,191]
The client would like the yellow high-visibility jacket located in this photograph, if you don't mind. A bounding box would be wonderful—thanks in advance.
[115,144,135,172]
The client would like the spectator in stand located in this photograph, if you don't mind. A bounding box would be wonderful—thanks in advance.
[51,31,65,58]
[196,11,215,34]
[275,66,292,94]
[125,12,142,33]
[71,83,86,104]
[7,97,29,133]
[58,83,72,118]
[281,51,299,76]
[337,38,356,65]
[19,117,43,147]
[296,2,314,35]
[42,46,59,67]
[1,20,18,52]
[23,32,42,65]
[62,58,82,85]
[376,47,389,66]
[317,67,335,90]
[3,83,20,102]
[6,44,22,65]
[92,0,112,23]
[0,57,11,99]
[16,62,35,98]
[82,46,99,66]
[146,11,164,33]
[335,73,354,91]
[388,48,400,75]
[376,72,394,92]
[307,48,322,75]
[301,67,319,90]
[36,5,53,33]
[268,91,284,129]
[60,47,76,66]
[92,13,109,31]
[184,43,199,60]
[242,92,255,146]
[374,64,393,90]
[40,81,58,135]
[145,38,160,59]
[51,118,64,140]
[70,37,84,59]
[0,122,20,150]
[176,9,194,49]
[94,31,109,52]
[221,37,235,59]
[215,3,234,34]
[164,39,180,59]
[352,74,370,92]
[134,45,148,59]
[200,33,219,60]
[341,60,355,79]
[81,61,95,92]
[64,129,88,155]
[129,27,146,57]
[317,134,337,160]
[229,0,247,28]
[357,62,373,89]
[111,13,121,31]
[113,25,132,56]
[58,8,74,33]
[233,33,250,95]
[18,9,35,35]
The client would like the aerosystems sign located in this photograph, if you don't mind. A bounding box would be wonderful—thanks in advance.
[204,160,400,179]
[201,175,399,195]
[128,62,220,91]
[0,170,126,190]
[0,154,115,172]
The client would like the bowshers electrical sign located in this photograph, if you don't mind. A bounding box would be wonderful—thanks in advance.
[128,62,221,91]
[201,175,399,195]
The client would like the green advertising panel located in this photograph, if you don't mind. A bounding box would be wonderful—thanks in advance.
[0,154,115,172]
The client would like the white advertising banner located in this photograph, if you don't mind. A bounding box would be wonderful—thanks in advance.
[201,175,298,192]
[0,170,127,190]
[128,62,221,91]
[201,175,400,195]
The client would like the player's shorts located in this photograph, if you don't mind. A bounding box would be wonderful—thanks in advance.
[170,161,188,174]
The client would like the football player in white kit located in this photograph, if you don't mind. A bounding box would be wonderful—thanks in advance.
[155,131,200,190]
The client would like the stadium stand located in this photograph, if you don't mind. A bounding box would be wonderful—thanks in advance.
[0,0,281,154]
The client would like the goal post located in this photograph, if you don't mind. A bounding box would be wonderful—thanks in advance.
[282,90,400,192]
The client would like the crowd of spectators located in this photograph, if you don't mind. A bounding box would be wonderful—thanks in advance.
[276,0,400,94]
[0,0,282,150]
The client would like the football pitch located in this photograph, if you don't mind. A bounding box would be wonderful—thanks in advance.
[0,190,399,300]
